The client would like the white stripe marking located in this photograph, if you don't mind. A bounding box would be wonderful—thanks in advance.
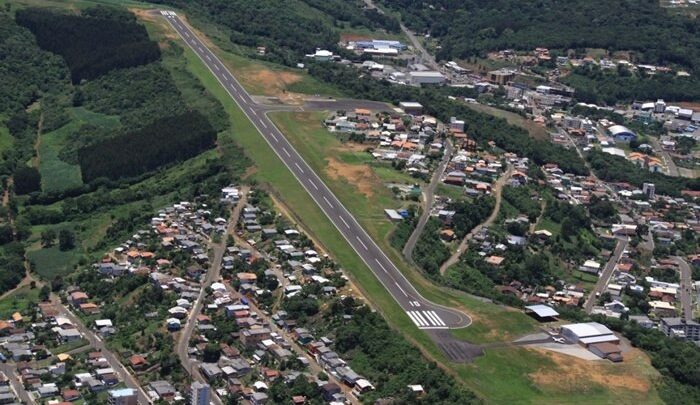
[323,196,333,207]
[294,162,304,173]
[413,311,429,326]
[260,120,268,129]
[427,311,446,326]
[309,181,319,190]
[423,311,441,326]
[394,281,408,297]
[355,236,368,250]
[282,147,291,157]
[374,258,389,274]
[406,311,424,327]
[339,216,350,229]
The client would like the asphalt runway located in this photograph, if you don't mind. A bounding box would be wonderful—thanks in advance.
[160,11,477,361]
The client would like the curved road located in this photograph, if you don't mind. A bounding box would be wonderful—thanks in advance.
[439,166,513,274]
[159,12,474,359]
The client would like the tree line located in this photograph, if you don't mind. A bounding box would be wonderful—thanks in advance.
[16,7,160,83]
[379,0,700,71]
[587,150,699,196]
[78,111,217,182]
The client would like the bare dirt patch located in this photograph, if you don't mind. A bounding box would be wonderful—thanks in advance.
[340,33,373,42]
[326,157,377,198]
[237,68,307,103]
[529,348,652,394]
[676,102,700,110]
[132,8,178,41]
[339,142,370,153]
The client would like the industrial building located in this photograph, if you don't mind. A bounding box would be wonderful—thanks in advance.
[560,322,619,346]
[408,71,447,85]
[608,125,637,142]
[524,304,559,322]
[399,101,424,115]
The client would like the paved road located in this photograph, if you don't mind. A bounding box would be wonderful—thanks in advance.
[0,362,35,404]
[673,256,694,321]
[648,136,680,177]
[584,238,629,314]
[160,11,472,359]
[176,188,248,405]
[403,139,453,263]
[439,165,513,275]
[52,295,152,404]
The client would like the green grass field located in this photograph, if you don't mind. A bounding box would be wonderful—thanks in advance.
[0,121,13,157]
[464,102,550,141]
[269,111,405,238]
[37,107,120,193]
[0,285,40,318]
[27,246,80,279]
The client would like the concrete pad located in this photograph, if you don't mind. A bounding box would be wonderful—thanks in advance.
[525,342,604,361]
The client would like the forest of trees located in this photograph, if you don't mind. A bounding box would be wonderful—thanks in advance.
[332,300,480,404]
[412,218,450,276]
[0,12,69,118]
[379,0,700,70]
[78,112,216,182]
[449,196,495,238]
[16,7,160,83]
[562,66,700,105]
[151,0,399,66]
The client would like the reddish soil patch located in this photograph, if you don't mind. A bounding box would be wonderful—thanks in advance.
[529,348,652,393]
[675,102,700,110]
[326,157,376,198]
[340,33,373,42]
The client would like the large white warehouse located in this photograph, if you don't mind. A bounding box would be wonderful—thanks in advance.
[561,322,619,346]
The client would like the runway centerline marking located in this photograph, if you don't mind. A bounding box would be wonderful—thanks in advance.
[355,236,368,250]
[282,147,291,157]
[322,196,333,208]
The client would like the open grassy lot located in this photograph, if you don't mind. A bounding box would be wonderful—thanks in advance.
[37,107,120,193]
[464,102,550,141]
[27,246,80,279]
[0,121,13,157]
[458,346,662,404]
[268,111,409,239]
[0,285,40,318]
